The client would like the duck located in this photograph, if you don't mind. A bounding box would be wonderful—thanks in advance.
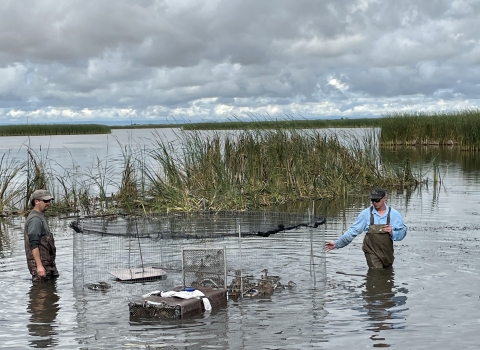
[273,281,284,290]
[287,281,297,289]
[261,268,280,284]
[243,288,260,297]
[86,281,112,291]
[258,279,274,295]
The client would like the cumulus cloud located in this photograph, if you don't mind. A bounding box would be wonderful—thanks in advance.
[0,0,479,124]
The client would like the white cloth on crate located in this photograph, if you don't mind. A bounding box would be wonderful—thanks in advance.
[142,290,212,311]
[142,290,161,298]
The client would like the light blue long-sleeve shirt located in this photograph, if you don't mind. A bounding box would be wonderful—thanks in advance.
[334,204,407,249]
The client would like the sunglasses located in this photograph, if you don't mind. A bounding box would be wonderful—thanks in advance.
[41,199,52,203]
[371,197,383,203]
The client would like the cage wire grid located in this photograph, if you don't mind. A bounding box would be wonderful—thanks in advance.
[72,210,326,303]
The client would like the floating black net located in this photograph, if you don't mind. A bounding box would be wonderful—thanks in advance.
[70,210,325,239]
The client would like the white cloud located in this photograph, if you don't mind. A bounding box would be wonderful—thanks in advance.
[0,0,479,124]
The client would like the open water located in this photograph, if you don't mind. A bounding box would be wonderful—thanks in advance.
[1,130,480,349]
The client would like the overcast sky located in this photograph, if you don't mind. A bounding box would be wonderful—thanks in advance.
[1,0,479,124]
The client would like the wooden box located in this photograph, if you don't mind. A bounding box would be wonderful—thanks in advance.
[128,286,227,319]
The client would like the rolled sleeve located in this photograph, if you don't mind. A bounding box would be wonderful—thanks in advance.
[27,218,43,249]
[334,205,407,248]
[389,208,407,241]
[334,208,370,249]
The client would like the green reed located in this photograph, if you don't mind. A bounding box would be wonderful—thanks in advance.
[182,116,382,131]
[0,124,111,136]
[144,130,193,211]
[25,147,53,209]
[0,151,25,212]
[380,109,480,149]
[50,150,90,214]
[84,156,115,206]
[115,139,149,212]
[111,123,172,130]
[181,110,480,151]
[145,128,415,211]
[0,127,418,215]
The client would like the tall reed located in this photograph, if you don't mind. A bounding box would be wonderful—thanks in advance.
[145,128,415,211]
[381,109,480,149]
[0,127,420,215]
[0,124,111,136]
[144,130,191,211]
[182,116,382,131]
[25,147,54,210]
[0,151,26,211]
[115,138,146,211]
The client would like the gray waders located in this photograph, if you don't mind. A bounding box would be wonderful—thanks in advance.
[362,207,394,268]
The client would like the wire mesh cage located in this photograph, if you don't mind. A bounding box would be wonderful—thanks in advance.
[71,210,326,302]
[182,246,227,289]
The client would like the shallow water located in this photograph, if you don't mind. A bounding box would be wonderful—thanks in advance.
[1,133,480,349]
[1,218,329,349]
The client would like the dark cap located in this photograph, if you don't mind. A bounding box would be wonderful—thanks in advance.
[370,188,386,200]
[29,189,54,206]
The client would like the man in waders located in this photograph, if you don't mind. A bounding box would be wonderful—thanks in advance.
[24,190,59,282]
[325,188,407,268]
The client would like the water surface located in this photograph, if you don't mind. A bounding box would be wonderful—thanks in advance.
[1,131,480,349]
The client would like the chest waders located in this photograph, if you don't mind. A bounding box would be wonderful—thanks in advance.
[362,207,394,268]
[24,211,59,281]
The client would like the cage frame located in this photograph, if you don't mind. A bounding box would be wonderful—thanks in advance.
[181,245,228,289]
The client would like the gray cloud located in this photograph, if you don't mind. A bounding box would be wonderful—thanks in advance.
[1,0,479,123]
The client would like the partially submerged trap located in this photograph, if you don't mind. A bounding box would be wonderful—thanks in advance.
[228,268,295,299]
[72,210,326,317]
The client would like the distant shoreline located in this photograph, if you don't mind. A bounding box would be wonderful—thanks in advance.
[0,118,381,136]
[1,109,480,149]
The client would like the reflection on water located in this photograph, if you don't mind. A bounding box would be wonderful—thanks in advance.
[0,220,15,259]
[27,280,60,348]
[362,268,408,347]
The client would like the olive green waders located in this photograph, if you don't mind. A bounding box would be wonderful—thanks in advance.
[362,207,394,269]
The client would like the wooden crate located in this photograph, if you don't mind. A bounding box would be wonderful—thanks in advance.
[128,286,227,319]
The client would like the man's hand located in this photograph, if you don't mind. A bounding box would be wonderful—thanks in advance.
[383,224,393,236]
[325,240,336,252]
[32,247,46,277]
[37,265,46,277]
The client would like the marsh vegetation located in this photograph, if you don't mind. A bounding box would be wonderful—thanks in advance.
[0,124,111,136]
[180,117,382,131]
[0,128,418,216]
[4,109,478,215]
[380,109,480,149]
[2,110,480,151]
[184,109,480,150]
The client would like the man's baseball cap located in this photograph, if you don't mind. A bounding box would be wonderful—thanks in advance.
[370,188,386,200]
[30,189,54,206]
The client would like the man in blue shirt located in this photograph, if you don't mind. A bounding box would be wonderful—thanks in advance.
[325,188,407,268]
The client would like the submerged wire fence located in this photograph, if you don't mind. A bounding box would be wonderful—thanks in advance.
[72,210,326,304]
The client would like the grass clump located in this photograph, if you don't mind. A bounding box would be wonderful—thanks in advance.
[380,109,480,149]
[0,127,418,216]
[181,116,381,131]
[0,124,111,136]
[144,128,414,211]
[0,152,25,212]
